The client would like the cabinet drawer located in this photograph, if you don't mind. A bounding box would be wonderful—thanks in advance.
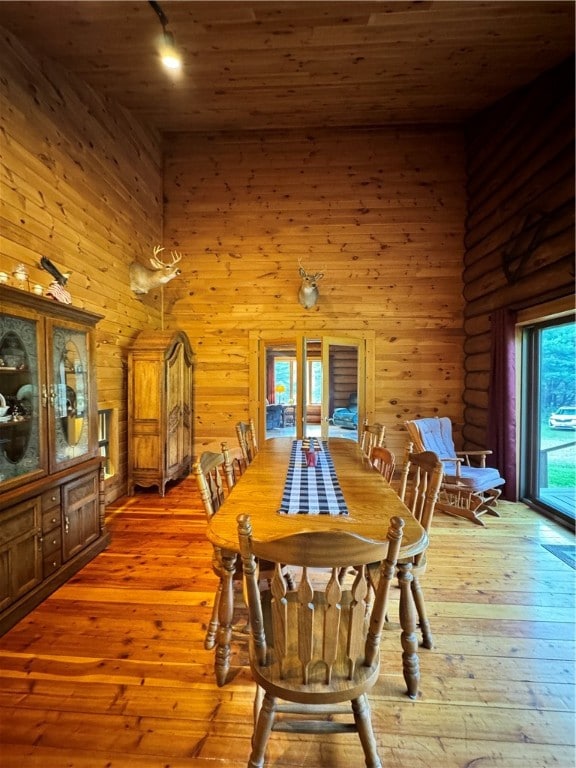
[0,501,40,546]
[42,528,61,557]
[43,551,62,577]
[42,508,62,533]
[41,488,61,512]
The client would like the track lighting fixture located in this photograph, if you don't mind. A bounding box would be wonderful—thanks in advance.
[149,1,182,72]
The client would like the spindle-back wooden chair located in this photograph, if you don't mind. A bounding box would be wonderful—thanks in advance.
[396,448,443,651]
[237,512,405,768]
[371,445,396,483]
[193,443,240,650]
[235,418,258,474]
[359,419,386,459]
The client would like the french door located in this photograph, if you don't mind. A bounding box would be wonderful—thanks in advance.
[250,331,374,444]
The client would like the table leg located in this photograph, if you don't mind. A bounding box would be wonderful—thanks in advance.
[397,561,420,699]
[214,549,237,687]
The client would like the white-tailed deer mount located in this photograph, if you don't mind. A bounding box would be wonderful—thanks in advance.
[130,246,182,295]
[298,263,324,309]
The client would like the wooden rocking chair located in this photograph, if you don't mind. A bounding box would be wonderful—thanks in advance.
[405,417,505,526]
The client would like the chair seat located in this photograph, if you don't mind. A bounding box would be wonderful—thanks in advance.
[250,650,380,704]
[443,464,505,493]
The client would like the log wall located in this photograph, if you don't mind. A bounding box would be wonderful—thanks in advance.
[0,28,164,503]
[463,57,575,449]
[163,128,467,458]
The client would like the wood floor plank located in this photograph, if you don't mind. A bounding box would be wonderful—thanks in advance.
[0,484,573,767]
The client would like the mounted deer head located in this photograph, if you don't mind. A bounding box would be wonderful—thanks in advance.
[129,246,183,295]
[298,262,324,309]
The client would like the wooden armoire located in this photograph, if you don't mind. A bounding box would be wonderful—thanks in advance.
[128,330,193,496]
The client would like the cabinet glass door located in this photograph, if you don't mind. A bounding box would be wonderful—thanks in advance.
[0,312,46,488]
[50,323,92,469]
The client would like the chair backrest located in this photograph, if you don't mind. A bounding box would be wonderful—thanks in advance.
[359,419,386,457]
[235,418,258,465]
[193,443,235,518]
[398,448,443,538]
[406,417,458,462]
[371,446,396,482]
[237,513,405,691]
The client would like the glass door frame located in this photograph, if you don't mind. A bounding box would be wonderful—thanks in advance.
[517,296,575,528]
[321,336,366,441]
[249,330,375,446]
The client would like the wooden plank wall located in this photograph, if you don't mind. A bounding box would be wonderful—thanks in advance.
[463,56,575,451]
[163,128,467,459]
[0,27,165,503]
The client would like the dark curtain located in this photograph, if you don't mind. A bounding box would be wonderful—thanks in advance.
[487,307,518,501]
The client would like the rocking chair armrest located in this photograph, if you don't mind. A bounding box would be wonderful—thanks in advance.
[440,456,464,476]
[455,450,492,468]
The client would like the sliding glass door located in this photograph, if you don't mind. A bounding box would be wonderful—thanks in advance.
[520,315,576,526]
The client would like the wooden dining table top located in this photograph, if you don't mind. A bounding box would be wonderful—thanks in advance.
[207,437,428,558]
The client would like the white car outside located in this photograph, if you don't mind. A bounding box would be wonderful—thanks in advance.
[549,406,576,429]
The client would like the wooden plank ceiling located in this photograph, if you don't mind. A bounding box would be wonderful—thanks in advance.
[0,1,574,133]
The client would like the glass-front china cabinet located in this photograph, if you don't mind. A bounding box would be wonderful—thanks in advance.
[0,285,109,635]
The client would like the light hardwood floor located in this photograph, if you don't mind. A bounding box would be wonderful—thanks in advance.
[0,477,574,767]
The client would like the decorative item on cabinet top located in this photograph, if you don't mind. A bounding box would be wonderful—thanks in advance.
[40,256,72,304]
[128,329,193,496]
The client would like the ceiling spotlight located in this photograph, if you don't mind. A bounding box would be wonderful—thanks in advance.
[160,30,181,70]
[149,1,182,72]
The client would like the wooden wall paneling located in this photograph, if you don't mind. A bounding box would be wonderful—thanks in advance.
[164,126,467,456]
[0,28,164,504]
[466,57,574,196]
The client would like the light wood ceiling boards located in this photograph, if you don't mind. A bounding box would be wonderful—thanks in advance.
[0,1,573,132]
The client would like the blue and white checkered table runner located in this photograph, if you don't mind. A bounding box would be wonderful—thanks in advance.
[278,440,349,515]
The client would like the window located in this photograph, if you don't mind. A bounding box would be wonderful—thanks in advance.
[273,358,295,403]
[273,358,322,405]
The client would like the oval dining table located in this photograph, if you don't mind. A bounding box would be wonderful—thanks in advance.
[206,436,428,696]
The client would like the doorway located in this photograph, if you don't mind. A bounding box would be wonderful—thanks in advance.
[249,331,374,445]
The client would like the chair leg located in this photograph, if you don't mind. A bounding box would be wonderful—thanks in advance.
[204,579,223,650]
[410,575,433,649]
[397,561,420,699]
[248,691,277,768]
[480,488,502,516]
[352,695,382,768]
